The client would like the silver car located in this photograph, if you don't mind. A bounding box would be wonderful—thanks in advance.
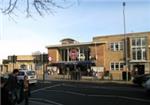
[17,69,37,84]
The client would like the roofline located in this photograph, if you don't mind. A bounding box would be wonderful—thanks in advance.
[93,31,150,39]
[46,41,107,49]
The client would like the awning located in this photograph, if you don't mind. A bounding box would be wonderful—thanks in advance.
[49,60,95,66]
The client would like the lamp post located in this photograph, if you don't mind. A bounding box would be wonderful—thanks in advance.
[123,2,128,81]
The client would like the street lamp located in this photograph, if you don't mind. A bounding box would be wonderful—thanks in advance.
[123,2,128,81]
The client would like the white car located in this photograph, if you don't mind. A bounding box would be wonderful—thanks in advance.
[144,78,150,93]
[17,69,37,84]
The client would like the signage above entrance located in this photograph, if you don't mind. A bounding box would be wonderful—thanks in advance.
[69,48,78,60]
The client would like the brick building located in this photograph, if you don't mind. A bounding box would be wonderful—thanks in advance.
[46,32,150,80]
[1,55,35,74]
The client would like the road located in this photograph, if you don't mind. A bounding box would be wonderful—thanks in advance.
[19,80,150,105]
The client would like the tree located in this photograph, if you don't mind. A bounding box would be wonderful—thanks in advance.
[0,0,76,17]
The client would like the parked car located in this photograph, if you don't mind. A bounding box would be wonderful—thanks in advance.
[132,74,150,86]
[144,78,150,93]
[17,69,37,84]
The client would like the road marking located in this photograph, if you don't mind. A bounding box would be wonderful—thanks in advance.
[30,98,63,105]
[44,89,86,96]
[42,84,150,103]
[65,91,86,96]
[30,100,52,105]
[31,84,61,93]
[88,94,150,103]
[30,83,150,103]
[62,83,144,92]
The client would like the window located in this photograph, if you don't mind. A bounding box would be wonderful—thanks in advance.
[110,43,114,51]
[27,71,35,76]
[131,37,147,60]
[111,63,115,70]
[115,63,119,70]
[132,39,136,46]
[137,48,141,60]
[141,38,146,46]
[115,43,119,51]
[132,48,136,60]
[142,48,146,60]
[110,62,124,71]
[60,49,68,61]
[137,38,141,46]
[132,37,146,47]
[120,42,124,50]
[109,42,124,51]
[18,72,25,76]
[60,47,91,61]
[120,63,124,70]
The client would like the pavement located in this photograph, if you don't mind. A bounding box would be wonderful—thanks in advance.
[38,74,133,85]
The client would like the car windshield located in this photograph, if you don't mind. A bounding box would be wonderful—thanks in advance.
[27,71,35,76]
[18,72,25,76]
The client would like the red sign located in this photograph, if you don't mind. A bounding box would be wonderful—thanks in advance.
[48,56,52,61]
[69,49,78,60]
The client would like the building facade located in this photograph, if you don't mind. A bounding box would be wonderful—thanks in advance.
[1,32,150,80]
[93,32,150,75]
[46,38,106,75]
[1,55,35,74]
[46,32,150,80]
[1,54,48,79]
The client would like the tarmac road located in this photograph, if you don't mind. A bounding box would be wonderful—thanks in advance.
[18,80,150,105]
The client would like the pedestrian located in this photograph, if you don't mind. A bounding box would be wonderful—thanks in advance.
[5,69,19,105]
[23,75,30,105]
[1,77,9,105]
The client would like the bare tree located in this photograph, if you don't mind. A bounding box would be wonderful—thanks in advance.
[0,0,76,17]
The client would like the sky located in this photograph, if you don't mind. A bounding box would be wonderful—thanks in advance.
[0,0,150,63]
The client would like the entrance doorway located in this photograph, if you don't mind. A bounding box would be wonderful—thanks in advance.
[133,64,145,75]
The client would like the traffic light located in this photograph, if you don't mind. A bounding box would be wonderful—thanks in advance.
[33,58,38,64]
[33,54,41,64]
[11,55,17,63]
[2,59,10,64]
[42,54,48,63]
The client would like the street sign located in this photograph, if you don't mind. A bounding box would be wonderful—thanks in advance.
[48,56,52,62]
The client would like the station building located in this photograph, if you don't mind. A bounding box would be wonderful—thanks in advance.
[46,32,150,80]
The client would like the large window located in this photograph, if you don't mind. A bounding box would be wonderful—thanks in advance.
[110,62,124,71]
[131,37,147,60]
[132,37,146,47]
[60,49,68,61]
[109,42,124,51]
[59,47,90,61]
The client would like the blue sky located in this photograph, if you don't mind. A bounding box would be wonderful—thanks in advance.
[0,0,150,62]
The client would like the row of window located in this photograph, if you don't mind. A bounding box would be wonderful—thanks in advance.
[131,37,147,60]
[109,42,124,51]
[109,37,147,60]
[59,48,90,61]
[132,37,146,47]
[110,62,124,71]
[132,48,146,60]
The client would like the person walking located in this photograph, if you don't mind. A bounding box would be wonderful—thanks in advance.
[5,69,19,105]
[1,77,9,105]
[23,75,30,105]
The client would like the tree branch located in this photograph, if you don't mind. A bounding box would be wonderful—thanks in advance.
[1,0,77,17]
[3,0,18,14]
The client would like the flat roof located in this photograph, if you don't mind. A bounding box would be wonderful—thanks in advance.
[46,41,107,49]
